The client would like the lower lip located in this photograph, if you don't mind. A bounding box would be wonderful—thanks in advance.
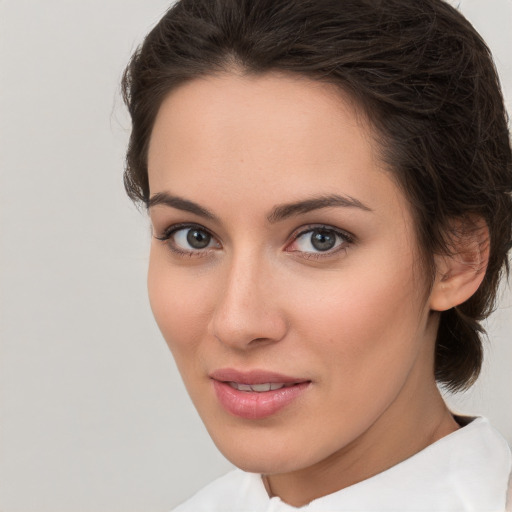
[212,380,310,420]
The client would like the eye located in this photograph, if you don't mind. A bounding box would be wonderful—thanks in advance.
[155,223,221,256]
[175,227,213,249]
[286,226,353,257]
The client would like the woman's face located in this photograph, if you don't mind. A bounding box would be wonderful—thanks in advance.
[147,72,439,476]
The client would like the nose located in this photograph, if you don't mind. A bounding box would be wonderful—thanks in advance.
[208,251,288,350]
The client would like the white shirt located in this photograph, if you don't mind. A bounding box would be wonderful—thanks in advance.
[172,417,512,511]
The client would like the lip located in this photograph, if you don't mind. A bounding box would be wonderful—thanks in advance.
[210,368,311,420]
[210,368,309,385]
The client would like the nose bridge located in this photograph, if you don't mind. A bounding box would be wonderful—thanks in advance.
[210,246,286,348]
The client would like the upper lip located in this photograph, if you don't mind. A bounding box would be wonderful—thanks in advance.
[209,368,310,385]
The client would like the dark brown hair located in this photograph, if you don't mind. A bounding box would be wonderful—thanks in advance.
[122,0,512,391]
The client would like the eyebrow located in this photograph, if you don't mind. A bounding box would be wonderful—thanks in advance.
[147,192,372,223]
[148,192,219,220]
[267,194,372,223]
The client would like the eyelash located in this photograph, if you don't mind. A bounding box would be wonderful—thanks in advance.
[287,225,354,260]
[155,223,218,258]
[154,222,355,260]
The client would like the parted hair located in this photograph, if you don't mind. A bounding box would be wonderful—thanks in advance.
[122,0,512,391]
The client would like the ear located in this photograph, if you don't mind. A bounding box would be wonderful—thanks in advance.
[429,217,490,312]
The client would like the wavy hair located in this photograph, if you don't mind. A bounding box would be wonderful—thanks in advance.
[122,0,512,391]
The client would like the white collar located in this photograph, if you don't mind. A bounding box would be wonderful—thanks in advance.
[240,417,511,511]
[174,417,511,511]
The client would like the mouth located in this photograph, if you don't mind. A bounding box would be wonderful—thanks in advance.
[209,369,311,420]
[227,382,297,392]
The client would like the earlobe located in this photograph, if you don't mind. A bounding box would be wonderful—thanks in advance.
[429,218,490,312]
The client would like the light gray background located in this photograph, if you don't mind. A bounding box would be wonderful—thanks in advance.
[0,1,510,511]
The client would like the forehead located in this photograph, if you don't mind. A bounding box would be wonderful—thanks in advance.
[147,72,406,225]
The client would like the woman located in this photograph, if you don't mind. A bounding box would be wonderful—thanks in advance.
[122,0,512,509]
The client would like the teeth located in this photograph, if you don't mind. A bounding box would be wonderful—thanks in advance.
[228,382,288,392]
[251,383,271,392]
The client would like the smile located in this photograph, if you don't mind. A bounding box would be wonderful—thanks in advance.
[227,382,296,392]
[210,369,311,419]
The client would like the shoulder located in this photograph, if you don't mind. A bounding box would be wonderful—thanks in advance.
[314,416,512,511]
[170,469,268,512]
[405,416,512,510]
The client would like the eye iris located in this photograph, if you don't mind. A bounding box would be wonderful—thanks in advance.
[186,229,211,249]
[311,229,336,251]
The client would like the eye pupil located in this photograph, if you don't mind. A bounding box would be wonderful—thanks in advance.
[311,230,336,251]
[187,229,211,249]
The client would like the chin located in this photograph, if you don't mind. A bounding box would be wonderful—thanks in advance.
[208,428,327,476]
[225,450,303,475]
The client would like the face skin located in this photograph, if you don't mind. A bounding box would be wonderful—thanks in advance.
[146,72,460,506]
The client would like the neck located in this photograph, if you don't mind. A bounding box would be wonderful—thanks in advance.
[264,373,459,507]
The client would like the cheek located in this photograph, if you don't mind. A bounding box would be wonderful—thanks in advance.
[287,253,427,383]
[147,248,212,361]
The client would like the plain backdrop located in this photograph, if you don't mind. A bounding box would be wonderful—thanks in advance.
[0,1,511,511]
